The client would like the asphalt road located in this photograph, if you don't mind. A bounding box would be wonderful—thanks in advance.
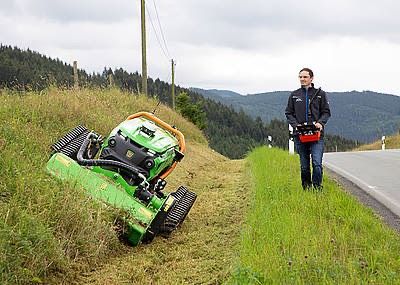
[323,149,400,217]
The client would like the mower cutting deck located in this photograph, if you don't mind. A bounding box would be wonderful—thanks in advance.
[46,112,197,245]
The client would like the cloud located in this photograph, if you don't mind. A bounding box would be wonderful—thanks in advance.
[169,35,400,95]
[1,0,136,23]
[3,0,399,52]
[1,0,400,95]
[1,16,138,49]
[158,0,400,50]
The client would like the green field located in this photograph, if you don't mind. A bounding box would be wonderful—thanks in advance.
[228,147,400,284]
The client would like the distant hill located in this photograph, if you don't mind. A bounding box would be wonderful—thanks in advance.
[193,88,400,143]
[191,88,242,99]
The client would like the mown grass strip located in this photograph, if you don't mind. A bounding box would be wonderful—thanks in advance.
[228,147,400,284]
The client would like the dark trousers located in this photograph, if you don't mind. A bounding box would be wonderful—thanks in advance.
[294,137,324,189]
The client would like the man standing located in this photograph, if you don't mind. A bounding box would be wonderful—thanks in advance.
[285,68,331,190]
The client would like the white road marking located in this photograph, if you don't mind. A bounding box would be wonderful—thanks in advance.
[324,161,400,217]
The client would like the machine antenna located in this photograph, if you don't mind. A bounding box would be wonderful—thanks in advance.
[152,100,162,114]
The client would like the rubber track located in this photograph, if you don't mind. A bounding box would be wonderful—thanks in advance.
[51,125,89,158]
[161,186,197,234]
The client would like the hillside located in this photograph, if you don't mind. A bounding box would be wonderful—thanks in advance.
[195,88,400,143]
[356,133,400,151]
[0,45,274,159]
[0,88,249,284]
[190,88,243,99]
[0,45,358,157]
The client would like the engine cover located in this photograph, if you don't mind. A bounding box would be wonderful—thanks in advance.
[99,118,179,185]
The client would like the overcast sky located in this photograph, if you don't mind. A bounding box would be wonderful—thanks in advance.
[1,0,399,95]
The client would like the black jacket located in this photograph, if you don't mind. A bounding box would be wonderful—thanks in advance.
[285,85,331,135]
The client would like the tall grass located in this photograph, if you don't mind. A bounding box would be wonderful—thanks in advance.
[229,147,400,284]
[356,133,400,151]
[0,87,207,284]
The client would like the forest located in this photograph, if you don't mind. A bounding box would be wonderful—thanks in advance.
[0,44,358,158]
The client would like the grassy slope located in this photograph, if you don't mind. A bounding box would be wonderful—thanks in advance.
[0,88,249,284]
[356,133,400,151]
[229,147,400,284]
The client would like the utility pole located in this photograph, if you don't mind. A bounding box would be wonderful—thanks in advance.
[141,0,148,95]
[171,59,176,110]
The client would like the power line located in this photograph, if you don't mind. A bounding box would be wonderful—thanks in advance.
[151,0,171,58]
[142,1,175,91]
[145,2,170,61]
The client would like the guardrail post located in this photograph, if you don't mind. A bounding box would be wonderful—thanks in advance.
[288,125,295,154]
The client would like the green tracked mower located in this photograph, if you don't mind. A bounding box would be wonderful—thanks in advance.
[46,112,197,245]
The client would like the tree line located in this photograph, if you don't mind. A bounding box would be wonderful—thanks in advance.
[0,44,358,158]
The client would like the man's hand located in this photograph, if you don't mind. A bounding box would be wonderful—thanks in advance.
[314,122,323,130]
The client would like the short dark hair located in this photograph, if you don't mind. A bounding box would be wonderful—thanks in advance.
[299,68,314,78]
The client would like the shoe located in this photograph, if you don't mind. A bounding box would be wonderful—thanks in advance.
[312,185,323,191]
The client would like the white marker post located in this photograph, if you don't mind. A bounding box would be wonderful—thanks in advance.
[288,124,295,154]
[268,136,272,148]
[382,135,386,150]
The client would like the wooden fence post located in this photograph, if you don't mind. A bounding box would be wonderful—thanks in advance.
[73,61,79,90]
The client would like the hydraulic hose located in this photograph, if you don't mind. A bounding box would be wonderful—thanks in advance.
[76,132,147,183]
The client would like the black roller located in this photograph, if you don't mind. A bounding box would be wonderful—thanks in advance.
[160,186,197,234]
[51,125,89,159]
